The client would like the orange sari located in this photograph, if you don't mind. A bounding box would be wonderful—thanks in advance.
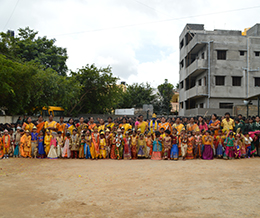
[159,122,173,133]
[91,132,100,157]
[57,123,66,137]
[210,120,221,135]
[0,137,3,158]
[20,134,27,157]
[88,123,96,131]
[36,122,45,134]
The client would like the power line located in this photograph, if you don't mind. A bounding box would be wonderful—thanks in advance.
[51,5,260,37]
[3,0,20,30]
[132,0,173,19]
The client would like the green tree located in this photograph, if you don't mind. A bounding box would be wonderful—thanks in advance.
[0,27,68,76]
[118,83,156,108]
[69,64,121,115]
[156,79,175,115]
[0,54,80,115]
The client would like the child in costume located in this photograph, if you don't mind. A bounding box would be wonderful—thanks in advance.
[224,132,235,160]
[123,131,132,160]
[99,132,106,159]
[130,130,138,159]
[146,133,153,158]
[163,130,172,160]
[181,133,188,160]
[56,131,64,158]
[44,130,52,156]
[137,134,147,158]
[23,130,31,158]
[170,128,179,160]
[79,134,86,159]
[151,131,162,160]
[110,132,117,159]
[31,126,38,158]
[2,129,11,159]
[84,130,92,159]
[70,129,79,159]
[186,131,194,160]
[194,130,202,159]
[62,132,71,158]
[38,131,45,159]
[14,127,21,157]
[47,132,58,159]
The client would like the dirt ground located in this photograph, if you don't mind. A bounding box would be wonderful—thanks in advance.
[1,158,260,218]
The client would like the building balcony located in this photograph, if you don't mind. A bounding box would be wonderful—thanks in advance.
[180,85,208,102]
[185,59,208,79]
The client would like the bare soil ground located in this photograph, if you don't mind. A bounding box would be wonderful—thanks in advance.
[1,158,260,218]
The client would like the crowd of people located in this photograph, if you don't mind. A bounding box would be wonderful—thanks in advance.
[1,112,260,160]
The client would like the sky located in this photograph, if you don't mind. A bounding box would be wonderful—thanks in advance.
[0,0,260,88]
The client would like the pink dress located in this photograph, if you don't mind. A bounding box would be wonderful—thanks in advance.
[47,138,58,159]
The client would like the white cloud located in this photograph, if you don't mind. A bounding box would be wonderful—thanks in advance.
[0,0,259,88]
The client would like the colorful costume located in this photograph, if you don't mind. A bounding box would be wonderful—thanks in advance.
[151,139,162,160]
[91,132,100,159]
[202,135,214,160]
[38,136,45,156]
[56,136,64,157]
[2,134,11,157]
[214,135,225,158]
[47,137,58,159]
[62,137,71,158]
[79,139,85,159]
[23,135,31,158]
[224,137,234,159]
[186,137,194,160]
[130,135,138,159]
[163,136,172,159]
[44,134,51,155]
[31,132,38,158]
[123,136,132,160]
[70,134,79,159]
[194,135,202,158]
[99,138,106,159]
[170,134,178,160]
[115,134,123,159]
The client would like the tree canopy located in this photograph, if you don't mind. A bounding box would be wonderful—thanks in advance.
[0,27,176,116]
[0,27,68,76]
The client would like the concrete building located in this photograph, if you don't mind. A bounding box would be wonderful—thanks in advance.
[179,23,260,116]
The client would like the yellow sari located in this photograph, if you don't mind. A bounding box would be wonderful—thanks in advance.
[44,121,57,135]
[23,122,34,132]
[44,135,52,155]
[66,124,75,135]
[137,121,148,134]
[120,123,132,133]
[172,123,185,135]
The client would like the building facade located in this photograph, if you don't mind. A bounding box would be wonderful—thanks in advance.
[179,23,260,116]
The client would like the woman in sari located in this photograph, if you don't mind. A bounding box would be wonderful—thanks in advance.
[172,117,185,135]
[57,116,67,138]
[91,126,100,159]
[186,117,199,132]
[137,115,148,134]
[198,116,208,132]
[159,116,172,134]
[88,117,96,131]
[209,114,221,135]
[36,115,45,134]
[202,130,214,160]
[119,117,132,134]
[44,115,57,135]
[22,117,34,133]
[65,118,75,135]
